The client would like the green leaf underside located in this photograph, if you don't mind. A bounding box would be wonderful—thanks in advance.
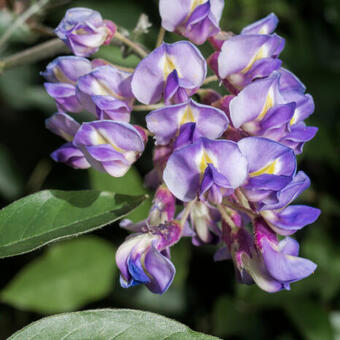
[1,237,116,314]
[0,190,146,258]
[9,309,220,340]
[89,167,152,222]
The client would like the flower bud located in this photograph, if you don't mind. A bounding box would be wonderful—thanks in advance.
[55,7,116,57]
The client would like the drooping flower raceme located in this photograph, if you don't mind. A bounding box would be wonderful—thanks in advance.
[43,6,320,295]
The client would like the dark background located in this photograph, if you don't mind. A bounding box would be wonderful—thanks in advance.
[0,0,340,339]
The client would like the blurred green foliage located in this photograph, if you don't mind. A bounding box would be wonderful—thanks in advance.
[1,236,116,314]
[0,0,340,339]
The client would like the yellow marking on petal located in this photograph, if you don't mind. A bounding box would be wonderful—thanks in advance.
[94,130,125,153]
[59,131,74,142]
[190,0,207,13]
[75,28,88,35]
[92,81,126,100]
[53,67,72,84]
[241,45,266,74]
[163,54,178,80]
[259,27,267,34]
[257,89,274,120]
[180,105,196,125]
[290,114,297,126]
[249,159,278,177]
[199,150,214,174]
[184,0,208,25]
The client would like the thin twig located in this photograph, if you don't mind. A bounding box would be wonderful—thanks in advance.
[155,27,166,48]
[0,0,50,50]
[217,204,238,231]
[26,159,52,194]
[113,31,148,59]
[133,103,164,111]
[235,188,252,210]
[27,23,55,37]
[222,198,257,218]
[111,64,135,73]
[203,75,218,85]
[180,199,196,227]
[0,38,68,73]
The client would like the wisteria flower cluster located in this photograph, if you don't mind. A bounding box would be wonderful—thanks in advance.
[43,3,320,294]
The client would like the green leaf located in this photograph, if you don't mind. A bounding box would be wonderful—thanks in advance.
[1,236,116,314]
[9,309,220,340]
[0,144,24,200]
[285,301,334,340]
[133,286,186,315]
[89,167,152,222]
[0,190,146,258]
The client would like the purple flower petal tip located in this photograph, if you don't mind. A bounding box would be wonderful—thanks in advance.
[73,120,144,177]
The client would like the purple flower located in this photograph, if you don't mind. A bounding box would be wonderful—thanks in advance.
[163,137,248,202]
[41,56,93,84]
[146,99,228,145]
[73,121,145,177]
[159,0,224,45]
[277,67,306,93]
[238,137,296,204]
[55,7,116,57]
[230,73,286,133]
[42,56,92,113]
[217,33,284,92]
[229,72,317,153]
[116,185,180,294]
[76,65,134,122]
[253,218,317,291]
[45,112,90,169]
[51,143,90,169]
[45,111,80,141]
[148,185,176,227]
[131,41,207,105]
[241,13,279,35]
[260,171,321,235]
[222,219,317,292]
[116,222,180,294]
[278,79,317,153]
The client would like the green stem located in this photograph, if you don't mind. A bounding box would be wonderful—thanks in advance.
[133,103,164,111]
[113,31,148,59]
[217,204,238,231]
[155,27,166,48]
[222,198,257,218]
[203,75,218,85]
[0,0,51,50]
[180,199,196,227]
[0,38,67,73]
